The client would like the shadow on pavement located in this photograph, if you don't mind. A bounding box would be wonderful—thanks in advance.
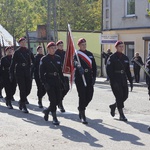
[125,121,150,135]
[59,113,145,146]
[0,103,51,127]
[58,125,103,148]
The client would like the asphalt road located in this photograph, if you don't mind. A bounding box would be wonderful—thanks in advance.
[0,82,150,150]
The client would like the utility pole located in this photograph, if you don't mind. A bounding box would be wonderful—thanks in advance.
[47,0,51,42]
[53,0,58,42]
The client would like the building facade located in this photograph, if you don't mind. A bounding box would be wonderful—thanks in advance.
[102,0,150,80]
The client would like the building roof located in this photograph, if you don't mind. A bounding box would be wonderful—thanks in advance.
[0,24,19,46]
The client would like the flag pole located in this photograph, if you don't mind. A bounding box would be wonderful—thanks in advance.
[68,24,87,87]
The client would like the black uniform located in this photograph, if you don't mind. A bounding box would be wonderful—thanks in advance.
[34,54,46,107]
[10,47,34,113]
[131,56,143,83]
[74,50,97,124]
[1,55,16,108]
[55,49,70,112]
[40,54,64,124]
[145,56,150,98]
[0,62,3,98]
[106,52,133,121]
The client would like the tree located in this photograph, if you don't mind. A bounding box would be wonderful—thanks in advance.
[0,0,102,38]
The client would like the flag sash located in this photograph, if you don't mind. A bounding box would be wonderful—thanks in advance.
[77,50,92,69]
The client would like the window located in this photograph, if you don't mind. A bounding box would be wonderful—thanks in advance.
[106,0,109,7]
[106,9,109,18]
[124,42,134,64]
[126,0,135,16]
[106,21,109,29]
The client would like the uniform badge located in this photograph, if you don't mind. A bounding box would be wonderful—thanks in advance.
[124,60,129,63]
[89,56,93,58]
[57,61,61,64]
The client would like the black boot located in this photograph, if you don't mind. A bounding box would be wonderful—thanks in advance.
[109,103,116,117]
[11,97,15,101]
[79,110,88,124]
[7,99,13,109]
[5,98,8,106]
[38,98,43,108]
[58,101,65,113]
[25,99,29,104]
[43,108,50,121]
[148,126,150,131]
[19,102,29,113]
[118,108,127,121]
[52,112,60,125]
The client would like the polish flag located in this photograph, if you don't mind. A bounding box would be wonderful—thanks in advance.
[63,27,75,88]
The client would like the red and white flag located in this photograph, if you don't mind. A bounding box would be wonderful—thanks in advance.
[63,26,75,88]
[77,50,92,69]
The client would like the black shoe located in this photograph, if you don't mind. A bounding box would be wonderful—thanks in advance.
[19,102,29,113]
[58,105,65,113]
[118,108,127,121]
[38,100,43,108]
[43,109,49,121]
[0,95,3,98]
[109,104,116,117]
[79,110,88,124]
[52,112,60,125]
[7,102,13,109]
[11,97,15,101]
[22,104,29,113]
[25,99,29,104]
[119,115,128,122]
[148,126,150,131]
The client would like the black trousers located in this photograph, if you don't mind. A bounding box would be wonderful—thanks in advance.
[34,75,46,99]
[75,79,94,111]
[47,85,62,112]
[110,82,128,109]
[134,67,140,83]
[4,77,16,100]
[16,74,32,103]
[61,77,70,100]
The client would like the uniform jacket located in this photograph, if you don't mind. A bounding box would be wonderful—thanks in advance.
[74,50,97,84]
[39,54,64,86]
[106,52,132,85]
[10,47,35,77]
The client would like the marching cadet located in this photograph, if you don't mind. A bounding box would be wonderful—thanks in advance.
[10,37,34,113]
[74,38,97,124]
[145,54,150,100]
[0,46,17,109]
[106,40,133,121]
[55,40,70,112]
[34,45,46,108]
[40,42,65,125]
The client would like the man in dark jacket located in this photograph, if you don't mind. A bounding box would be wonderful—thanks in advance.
[131,52,144,83]
[106,40,133,121]
[10,37,34,113]
[102,49,112,81]
[74,38,97,124]
[55,40,70,112]
[40,42,65,125]
[1,46,17,109]
[34,46,46,108]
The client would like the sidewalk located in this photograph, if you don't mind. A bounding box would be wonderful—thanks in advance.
[96,77,147,87]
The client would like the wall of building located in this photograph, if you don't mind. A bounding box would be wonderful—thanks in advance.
[102,28,150,81]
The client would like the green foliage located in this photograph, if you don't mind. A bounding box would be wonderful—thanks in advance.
[0,0,102,39]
